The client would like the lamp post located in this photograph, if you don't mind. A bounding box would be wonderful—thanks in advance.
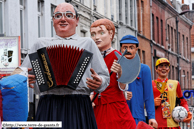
[165,10,190,81]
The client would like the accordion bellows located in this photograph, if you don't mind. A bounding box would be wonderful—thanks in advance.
[47,45,83,86]
[29,45,93,92]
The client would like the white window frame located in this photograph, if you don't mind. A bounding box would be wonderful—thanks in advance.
[38,0,42,38]
[119,0,122,21]
[0,0,4,35]
[93,0,96,5]
[125,0,128,24]
[104,1,107,17]
[80,0,84,4]
[110,0,114,21]
[80,30,86,37]
[130,0,133,27]
[51,4,56,37]
[20,0,25,49]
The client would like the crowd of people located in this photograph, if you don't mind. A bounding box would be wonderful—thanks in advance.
[20,2,192,129]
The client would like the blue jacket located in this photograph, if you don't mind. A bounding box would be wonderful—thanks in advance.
[127,64,155,121]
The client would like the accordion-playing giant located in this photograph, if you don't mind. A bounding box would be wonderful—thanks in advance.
[29,45,93,92]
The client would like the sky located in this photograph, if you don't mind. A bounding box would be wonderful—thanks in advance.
[177,0,194,4]
[177,0,194,9]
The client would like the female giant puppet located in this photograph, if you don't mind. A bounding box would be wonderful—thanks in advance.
[90,19,136,129]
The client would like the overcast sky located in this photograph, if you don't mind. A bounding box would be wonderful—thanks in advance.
[176,0,194,9]
[177,0,194,4]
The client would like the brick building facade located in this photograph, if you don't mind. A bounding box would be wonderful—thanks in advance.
[152,0,167,79]
[136,0,152,72]
[183,5,194,100]
[152,0,192,105]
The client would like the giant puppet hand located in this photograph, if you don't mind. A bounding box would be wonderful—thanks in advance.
[110,59,126,90]
[110,59,122,78]
[86,68,102,90]
[183,112,192,123]
[125,91,132,100]
[154,96,162,107]
[28,68,35,88]
[148,119,158,129]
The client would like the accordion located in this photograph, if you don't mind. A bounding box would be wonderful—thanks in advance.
[29,45,93,92]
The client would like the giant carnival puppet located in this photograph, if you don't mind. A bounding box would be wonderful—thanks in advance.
[21,3,110,129]
[90,19,138,129]
[153,58,192,129]
[120,35,158,129]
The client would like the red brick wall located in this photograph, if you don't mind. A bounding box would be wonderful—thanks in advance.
[137,0,152,70]
[151,0,191,90]
[191,24,194,47]
[152,1,166,47]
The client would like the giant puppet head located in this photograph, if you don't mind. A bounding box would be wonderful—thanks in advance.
[120,35,139,60]
[90,19,115,51]
[52,3,79,38]
[155,58,170,80]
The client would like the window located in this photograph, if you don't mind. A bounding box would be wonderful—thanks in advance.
[110,0,114,21]
[174,29,177,53]
[142,50,145,64]
[125,0,128,24]
[171,27,173,51]
[168,25,170,49]
[178,32,180,54]
[154,57,159,79]
[51,4,56,37]
[176,67,178,80]
[80,0,84,4]
[80,31,86,37]
[93,0,96,5]
[20,0,25,48]
[172,66,174,79]
[111,38,116,48]
[156,17,159,43]
[0,0,3,34]
[183,70,185,88]
[192,3,194,10]
[20,0,23,5]
[130,0,133,26]
[140,0,144,34]
[161,20,163,45]
[182,35,184,57]
[104,1,107,17]
[187,72,189,88]
[119,0,122,20]
[111,15,114,21]
[186,37,188,58]
[169,66,171,78]
[192,61,194,76]
[93,0,97,11]
[138,49,141,61]
[38,0,43,38]
[152,14,154,41]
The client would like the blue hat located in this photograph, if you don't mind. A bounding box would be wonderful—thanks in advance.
[120,35,139,44]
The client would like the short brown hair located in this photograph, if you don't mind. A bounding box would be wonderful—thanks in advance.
[90,19,115,40]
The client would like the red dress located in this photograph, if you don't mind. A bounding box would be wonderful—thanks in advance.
[93,50,136,129]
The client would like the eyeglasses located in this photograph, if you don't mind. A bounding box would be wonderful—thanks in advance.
[53,11,76,19]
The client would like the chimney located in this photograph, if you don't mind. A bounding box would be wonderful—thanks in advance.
[182,0,184,4]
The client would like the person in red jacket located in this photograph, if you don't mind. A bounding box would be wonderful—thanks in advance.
[90,19,136,129]
[152,58,192,129]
